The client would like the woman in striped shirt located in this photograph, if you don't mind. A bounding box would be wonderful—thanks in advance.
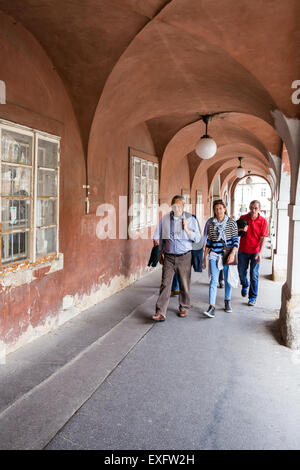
[202,200,239,318]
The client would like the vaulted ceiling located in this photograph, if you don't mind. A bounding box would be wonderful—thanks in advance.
[1,0,299,187]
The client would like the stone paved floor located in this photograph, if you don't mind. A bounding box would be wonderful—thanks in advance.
[41,248,300,450]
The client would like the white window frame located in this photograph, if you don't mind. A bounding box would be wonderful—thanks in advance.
[129,148,159,232]
[0,118,60,271]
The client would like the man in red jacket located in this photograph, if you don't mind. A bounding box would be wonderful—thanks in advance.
[238,200,269,306]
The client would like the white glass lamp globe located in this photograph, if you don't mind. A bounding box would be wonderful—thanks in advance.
[235,167,246,178]
[195,136,217,159]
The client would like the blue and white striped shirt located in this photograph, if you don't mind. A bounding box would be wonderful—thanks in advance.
[206,218,239,254]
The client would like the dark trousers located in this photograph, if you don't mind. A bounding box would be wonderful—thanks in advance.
[156,252,192,316]
[238,251,260,300]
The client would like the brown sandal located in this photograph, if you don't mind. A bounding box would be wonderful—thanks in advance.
[152,313,166,322]
[178,310,187,317]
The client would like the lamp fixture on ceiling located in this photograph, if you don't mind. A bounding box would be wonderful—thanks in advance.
[246,170,253,185]
[195,114,217,159]
[235,157,246,178]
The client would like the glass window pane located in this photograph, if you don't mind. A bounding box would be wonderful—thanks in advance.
[142,162,147,177]
[140,194,146,226]
[37,169,57,197]
[37,139,58,169]
[133,159,141,177]
[1,232,29,264]
[36,227,57,257]
[153,206,158,225]
[147,206,152,225]
[148,163,153,180]
[132,204,140,229]
[1,129,32,165]
[154,165,158,180]
[133,193,140,204]
[1,199,31,231]
[36,199,56,227]
[1,164,31,196]
[133,177,140,192]
[141,177,146,193]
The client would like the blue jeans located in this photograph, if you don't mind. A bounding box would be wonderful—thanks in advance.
[238,251,260,300]
[172,273,179,291]
[209,260,231,305]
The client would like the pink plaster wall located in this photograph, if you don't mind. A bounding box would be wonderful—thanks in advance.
[0,12,155,350]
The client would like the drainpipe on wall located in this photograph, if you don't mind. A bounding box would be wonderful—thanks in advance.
[0,80,6,104]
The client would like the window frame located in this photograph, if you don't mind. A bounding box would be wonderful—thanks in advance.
[128,148,159,233]
[0,118,60,271]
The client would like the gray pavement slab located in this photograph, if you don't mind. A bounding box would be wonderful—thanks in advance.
[46,297,300,450]
[2,245,299,450]
[0,270,160,414]
[45,251,300,451]
[0,294,157,450]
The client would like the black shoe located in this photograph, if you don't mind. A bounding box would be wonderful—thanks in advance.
[203,305,215,318]
[218,281,224,288]
[224,300,232,313]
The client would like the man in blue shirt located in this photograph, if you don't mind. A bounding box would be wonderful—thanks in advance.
[152,195,201,321]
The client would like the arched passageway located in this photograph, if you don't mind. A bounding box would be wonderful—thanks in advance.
[0,0,300,361]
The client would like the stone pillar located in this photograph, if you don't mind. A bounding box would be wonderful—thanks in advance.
[271,111,300,349]
[280,204,300,349]
[272,200,289,281]
[270,197,276,254]
[272,145,290,281]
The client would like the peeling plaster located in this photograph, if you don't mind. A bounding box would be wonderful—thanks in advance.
[3,266,149,358]
[0,254,64,289]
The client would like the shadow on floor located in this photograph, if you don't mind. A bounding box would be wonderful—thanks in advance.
[261,273,273,281]
[264,318,285,347]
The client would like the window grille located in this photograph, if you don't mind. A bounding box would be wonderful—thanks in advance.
[131,154,159,230]
[0,120,60,268]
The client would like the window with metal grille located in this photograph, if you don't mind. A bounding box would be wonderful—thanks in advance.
[0,120,60,268]
[129,150,159,231]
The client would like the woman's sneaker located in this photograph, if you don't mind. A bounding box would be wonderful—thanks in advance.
[241,286,248,297]
[203,305,215,318]
[224,300,232,312]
